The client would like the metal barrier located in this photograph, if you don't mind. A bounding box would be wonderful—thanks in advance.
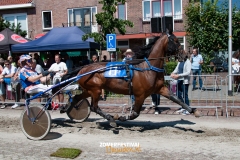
[225,74,240,118]
[188,74,223,118]
[0,74,228,118]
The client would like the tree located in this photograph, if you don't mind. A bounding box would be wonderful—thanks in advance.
[0,17,27,37]
[82,0,134,49]
[185,0,240,73]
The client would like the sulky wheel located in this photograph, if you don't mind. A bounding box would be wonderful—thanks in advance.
[67,98,91,122]
[20,105,51,140]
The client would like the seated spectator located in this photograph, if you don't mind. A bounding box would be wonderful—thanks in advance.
[32,59,44,74]
[0,60,17,109]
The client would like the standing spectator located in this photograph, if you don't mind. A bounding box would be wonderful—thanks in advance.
[171,53,191,115]
[151,94,161,115]
[0,58,4,68]
[0,58,4,108]
[102,55,109,62]
[0,60,17,109]
[43,59,48,69]
[232,50,240,73]
[64,54,73,72]
[190,47,203,90]
[8,56,16,67]
[91,54,98,63]
[34,53,44,67]
[11,59,22,109]
[48,54,68,106]
[32,59,44,74]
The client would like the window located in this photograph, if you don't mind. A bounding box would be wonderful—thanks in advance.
[68,7,97,33]
[174,0,182,19]
[117,40,129,48]
[177,37,185,50]
[142,0,182,21]
[118,4,126,20]
[42,11,52,30]
[3,13,27,34]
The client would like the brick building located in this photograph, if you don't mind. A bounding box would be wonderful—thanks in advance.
[0,0,191,58]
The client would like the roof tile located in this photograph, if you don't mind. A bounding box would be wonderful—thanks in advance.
[0,0,33,6]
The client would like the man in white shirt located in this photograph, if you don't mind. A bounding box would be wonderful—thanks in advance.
[0,60,17,109]
[48,54,68,106]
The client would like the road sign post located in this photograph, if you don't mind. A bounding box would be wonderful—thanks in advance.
[106,34,116,52]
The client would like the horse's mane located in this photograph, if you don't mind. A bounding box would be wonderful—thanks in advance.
[135,36,161,59]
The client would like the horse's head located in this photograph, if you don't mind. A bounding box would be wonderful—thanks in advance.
[165,33,182,56]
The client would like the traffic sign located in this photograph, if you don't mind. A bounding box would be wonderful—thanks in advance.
[106,34,116,51]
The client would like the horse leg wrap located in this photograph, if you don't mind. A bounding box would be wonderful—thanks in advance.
[169,95,193,113]
[128,111,139,120]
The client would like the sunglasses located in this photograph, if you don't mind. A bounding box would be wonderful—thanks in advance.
[5,64,9,65]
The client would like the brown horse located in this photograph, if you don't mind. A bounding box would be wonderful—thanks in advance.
[65,33,201,127]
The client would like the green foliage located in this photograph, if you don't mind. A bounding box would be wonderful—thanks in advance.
[185,0,240,73]
[0,17,27,37]
[201,54,214,73]
[82,0,134,48]
[165,61,177,75]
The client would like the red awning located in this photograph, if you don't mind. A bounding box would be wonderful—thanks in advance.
[35,33,46,39]
[116,32,186,40]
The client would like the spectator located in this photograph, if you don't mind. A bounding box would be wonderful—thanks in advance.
[0,60,17,109]
[232,50,240,74]
[32,59,44,74]
[102,55,109,62]
[48,54,68,106]
[11,60,22,109]
[171,53,191,115]
[34,53,44,67]
[91,54,98,63]
[190,47,203,91]
[151,94,161,115]
[8,56,16,67]
[43,59,48,69]
[81,56,90,66]
[64,54,73,72]
[0,58,4,68]
[123,49,135,61]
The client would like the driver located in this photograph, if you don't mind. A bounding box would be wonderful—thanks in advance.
[19,55,52,95]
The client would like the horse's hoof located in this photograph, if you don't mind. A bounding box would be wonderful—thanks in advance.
[109,121,117,127]
[194,109,202,118]
[113,114,119,120]
[118,116,127,122]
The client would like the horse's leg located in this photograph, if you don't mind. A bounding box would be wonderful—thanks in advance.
[90,89,117,127]
[160,86,201,117]
[117,96,145,121]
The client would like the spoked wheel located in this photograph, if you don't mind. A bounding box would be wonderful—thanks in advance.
[20,105,51,140]
[67,98,91,122]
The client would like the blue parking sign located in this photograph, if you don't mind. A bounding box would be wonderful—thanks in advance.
[106,34,116,51]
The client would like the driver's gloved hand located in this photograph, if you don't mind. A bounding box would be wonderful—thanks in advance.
[42,71,50,77]
[49,72,56,78]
